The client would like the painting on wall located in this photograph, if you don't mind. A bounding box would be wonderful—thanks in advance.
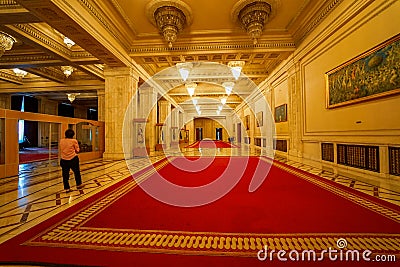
[274,104,287,123]
[244,115,250,130]
[256,111,263,127]
[326,34,400,108]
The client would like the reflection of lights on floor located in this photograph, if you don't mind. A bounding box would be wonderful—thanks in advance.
[18,178,25,198]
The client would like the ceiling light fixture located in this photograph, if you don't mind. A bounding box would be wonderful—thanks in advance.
[67,93,80,103]
[228,61,245,80]
[192,98,198,105]
[61,66,74,77]
[232,0,272,45]
[13,68,28,78]
[185,82,197,97]
[220,96,227,105]
[63,36,75,48]
[146,0,193,48]
[176,62,193,81]
[222,81,235,96]
[0,31,15,57]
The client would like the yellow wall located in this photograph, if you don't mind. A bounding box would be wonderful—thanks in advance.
[193,118,228,141]
[261,0,400,177]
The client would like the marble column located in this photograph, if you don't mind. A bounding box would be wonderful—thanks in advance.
[97,89,105,122]
[139,86,158,153]
[170,107,180,150]
[103,66,138,160]
[157,100,171,150]
[288,63,304,158]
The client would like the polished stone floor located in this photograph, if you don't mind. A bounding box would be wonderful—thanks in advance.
[1,146,399,247]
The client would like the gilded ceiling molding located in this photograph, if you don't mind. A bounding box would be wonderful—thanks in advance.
[108,0,138,36]
[293,0,343,45]
[0,55,56,63]
[130,40,295,54]
[28,66,67,83]
[70,51,99,60]
[11,24,72,56]
[75,0,132,51]
[0,0,21,9]
[0,69,23,84]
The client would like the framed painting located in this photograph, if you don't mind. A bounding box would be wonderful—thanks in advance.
[256,111,263,127]
[274,104,287,123]
[326,34,400,108]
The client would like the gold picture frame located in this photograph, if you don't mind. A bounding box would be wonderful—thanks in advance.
[325,34,400,108]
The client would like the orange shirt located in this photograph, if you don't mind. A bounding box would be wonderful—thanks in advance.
[59,138,80,160]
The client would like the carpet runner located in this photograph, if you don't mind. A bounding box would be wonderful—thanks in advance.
[0,156,399,266]
[185,139,237,148]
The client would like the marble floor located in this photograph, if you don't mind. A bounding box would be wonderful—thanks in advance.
[1,147,399,248]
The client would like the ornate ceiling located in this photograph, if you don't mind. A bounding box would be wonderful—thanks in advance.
[0,0,341,111]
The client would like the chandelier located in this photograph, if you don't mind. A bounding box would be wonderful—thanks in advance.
[146,0,192,48]
[176,62,193,81]
[185,82,197,97]
[13,68,28,78]
[67,93,80,103]
[61,66,74,77]
[220,96,227,105]
[232,0,273,44]
[228,61,245,80]
[222,81,235,96]
[0,32,15,57]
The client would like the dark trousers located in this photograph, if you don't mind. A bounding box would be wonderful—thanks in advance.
[60,156,82,190]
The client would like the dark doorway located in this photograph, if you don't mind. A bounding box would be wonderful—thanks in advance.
[216,128,222,140]
[237,123,242,143]
[195,128,203,141]
[23,120,38,147]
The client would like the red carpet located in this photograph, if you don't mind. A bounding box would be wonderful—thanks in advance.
[0,157,399,266]
[185,140,238,148]
[19,147,58,163]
